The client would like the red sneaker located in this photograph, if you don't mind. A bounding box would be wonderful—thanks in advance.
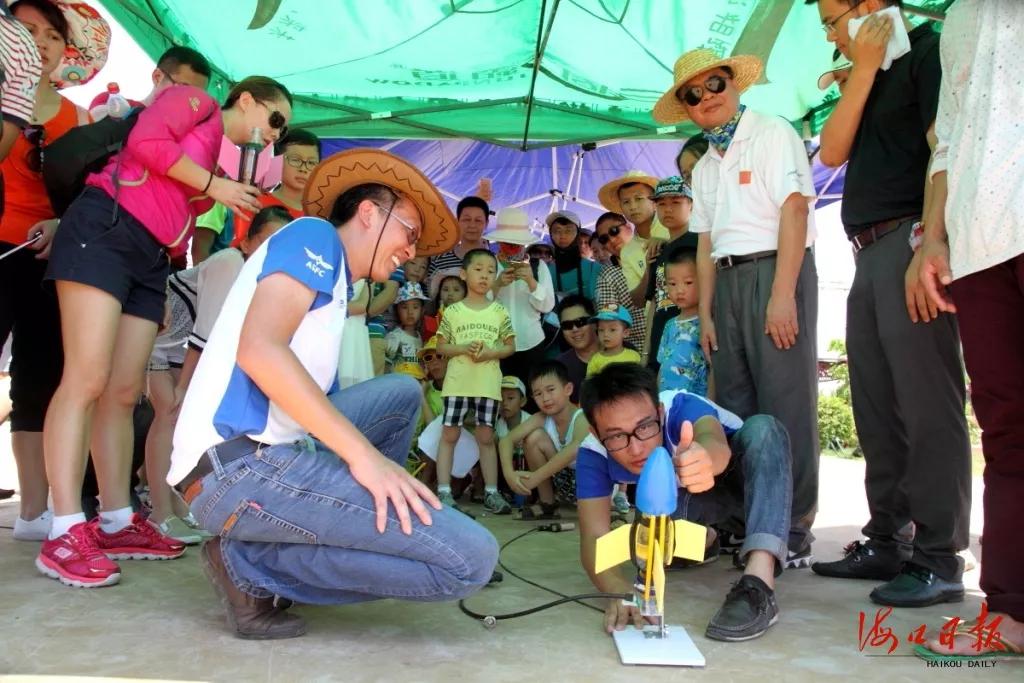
[93,513,187,560]
[36,521,121,588]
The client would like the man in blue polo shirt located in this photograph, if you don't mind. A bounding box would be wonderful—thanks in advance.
[168,149,498,640]
[577,363,792,642]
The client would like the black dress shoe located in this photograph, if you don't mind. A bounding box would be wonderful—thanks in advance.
[869,562,964,608]
[811,540,903,581]
[0,488,14,500]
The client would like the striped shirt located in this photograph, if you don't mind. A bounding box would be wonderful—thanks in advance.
[0,13,41,129]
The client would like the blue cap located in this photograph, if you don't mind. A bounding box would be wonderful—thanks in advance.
[635,447,677,516]
[591,304,632,328]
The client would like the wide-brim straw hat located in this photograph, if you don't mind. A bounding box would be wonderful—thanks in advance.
[484,207,539,246]
[597,170,659,213]
[652,49,763,125]
[303,148,458,257]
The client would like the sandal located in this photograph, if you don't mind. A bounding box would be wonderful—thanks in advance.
[515,502,560,521]
[914,619,1024,663]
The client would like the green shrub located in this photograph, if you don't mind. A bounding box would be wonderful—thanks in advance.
[819,393,858,451]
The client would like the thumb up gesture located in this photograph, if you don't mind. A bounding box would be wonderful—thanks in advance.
[671,420,715,494]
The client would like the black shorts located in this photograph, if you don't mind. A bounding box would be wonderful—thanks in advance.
[45,187,170,324]
[0,242,64,432]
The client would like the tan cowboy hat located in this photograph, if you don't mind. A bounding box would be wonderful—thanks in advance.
[652,49,763,125]
[303,148,458,257]
[597,170,659,213]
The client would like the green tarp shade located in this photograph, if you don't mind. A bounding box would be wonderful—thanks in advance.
[100,0,952,149]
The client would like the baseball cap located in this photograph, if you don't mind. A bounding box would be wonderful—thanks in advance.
[654,175,693,200]
[545,210,582,229]
[591,304,633,328]
[500,375,527,397]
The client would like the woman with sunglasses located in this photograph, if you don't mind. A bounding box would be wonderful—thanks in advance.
[229,128,321,246]
[36,75,292,588]
[0,0,90,543]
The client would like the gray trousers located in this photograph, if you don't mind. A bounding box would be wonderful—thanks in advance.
[712,252,819,553]
[846,219,970,581]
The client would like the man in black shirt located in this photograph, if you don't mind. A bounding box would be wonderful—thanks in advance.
[808,0,970,608]
[554,294,598,404]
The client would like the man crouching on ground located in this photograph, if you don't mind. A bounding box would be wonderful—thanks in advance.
[167,149,498,639]
[576,363,793,641]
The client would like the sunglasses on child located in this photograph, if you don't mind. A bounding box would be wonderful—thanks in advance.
[597,224,625,245]
[679,74,728,107]
[560,316,593,331]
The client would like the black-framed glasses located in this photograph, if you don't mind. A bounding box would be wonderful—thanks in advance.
[822,1,861,34]
[680,74,728,107]
[284,155,318,171]
[371,201,421,246]
[560,316,593,331]
[601,417,662,453]
[23,125,44,173]
[597,224,625,245]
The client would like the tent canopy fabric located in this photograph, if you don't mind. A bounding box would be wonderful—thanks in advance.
[100,0,952,149]
[321,137,846,230]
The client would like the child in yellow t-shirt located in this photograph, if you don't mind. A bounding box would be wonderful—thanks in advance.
[436,249,516,514]
[586,304,642,377]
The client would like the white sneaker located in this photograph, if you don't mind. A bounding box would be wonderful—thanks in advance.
[156,516,204,545]
[13,510,52,541]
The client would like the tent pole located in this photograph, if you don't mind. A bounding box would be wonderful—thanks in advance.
[520,0,560,150]
[573,149,586,206]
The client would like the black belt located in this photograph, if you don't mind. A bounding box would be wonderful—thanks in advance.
[175,436,269,504]
[714,249,777,270]
[849,215,918,254]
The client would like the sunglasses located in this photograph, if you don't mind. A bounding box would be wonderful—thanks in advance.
[680,74,728,107]
[23,125,44,173]
[258,101,289,139]
[371,201,422,246]
[596,224,625,245]
[420,353,440,363]
[560,316,593,331]
[284,155,318,172]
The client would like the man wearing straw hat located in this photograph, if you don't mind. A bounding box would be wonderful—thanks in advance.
[653,49,818,570]
[168,149,498,639]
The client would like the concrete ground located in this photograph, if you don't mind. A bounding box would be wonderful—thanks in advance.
[0,420,1015,682]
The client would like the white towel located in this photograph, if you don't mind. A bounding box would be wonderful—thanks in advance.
[847,6,911,71]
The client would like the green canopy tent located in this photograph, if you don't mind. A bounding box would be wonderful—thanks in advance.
[99,0,952,150]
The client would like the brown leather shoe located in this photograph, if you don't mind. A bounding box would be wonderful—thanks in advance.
[200,537,306,640]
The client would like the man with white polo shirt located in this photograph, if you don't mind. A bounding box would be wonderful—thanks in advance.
[168,149,498,640]
[653,49,819,567]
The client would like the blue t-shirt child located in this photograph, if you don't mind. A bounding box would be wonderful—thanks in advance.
[656,315,709,396]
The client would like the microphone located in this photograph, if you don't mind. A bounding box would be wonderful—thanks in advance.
[539,522,576,533]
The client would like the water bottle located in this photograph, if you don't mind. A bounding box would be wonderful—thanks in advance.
[238,127,263,186]
[105,82,131,120]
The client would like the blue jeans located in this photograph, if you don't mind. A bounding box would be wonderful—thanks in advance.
[188,374,499,604]
[674,415,793,568]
